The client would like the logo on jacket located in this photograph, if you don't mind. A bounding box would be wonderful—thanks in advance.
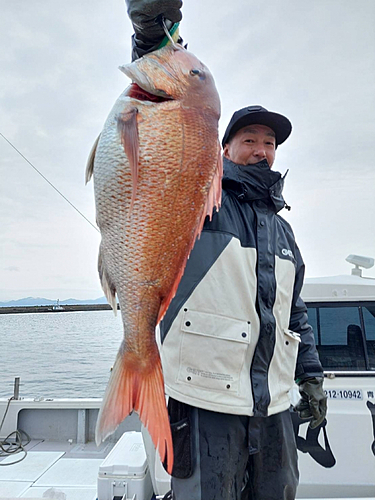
[282,248,294,259]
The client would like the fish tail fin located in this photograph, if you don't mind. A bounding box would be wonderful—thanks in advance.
[156,143,223,324]
[95,349,174,474]
[85,134,101,184]
[117,108,139,212]
[98,248,117,315]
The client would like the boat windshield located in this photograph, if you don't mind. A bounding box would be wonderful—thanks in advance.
[307,302,375,371]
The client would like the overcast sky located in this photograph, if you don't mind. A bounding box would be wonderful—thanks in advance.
[1,0,374,301]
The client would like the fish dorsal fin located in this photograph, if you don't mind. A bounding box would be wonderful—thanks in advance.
[85,134,101,184]
[156,142,223,324]
[202,143,223,222]
[116,108,139,211]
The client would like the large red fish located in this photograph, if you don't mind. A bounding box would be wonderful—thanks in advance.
[86,44,222,473]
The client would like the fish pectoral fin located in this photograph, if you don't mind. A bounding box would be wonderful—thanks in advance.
[98,249,117,315]
[85,134,101,184]
[95,349,174,474]
[116,108,139,210]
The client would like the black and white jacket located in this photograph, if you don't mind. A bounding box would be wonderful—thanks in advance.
[160,158,323,417]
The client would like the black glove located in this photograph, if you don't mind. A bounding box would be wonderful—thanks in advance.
[126,0,182,42]
[294,377,327,429]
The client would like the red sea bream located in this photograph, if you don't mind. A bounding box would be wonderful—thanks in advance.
[86,44,222,473]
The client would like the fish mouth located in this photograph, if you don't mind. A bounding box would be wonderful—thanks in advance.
[126,83,172,103]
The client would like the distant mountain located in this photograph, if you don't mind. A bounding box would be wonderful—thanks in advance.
[0,296,108,307]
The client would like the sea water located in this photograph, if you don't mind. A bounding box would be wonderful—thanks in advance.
[0,310,124,398]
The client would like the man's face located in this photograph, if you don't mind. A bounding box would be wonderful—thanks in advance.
[223,124,276,167]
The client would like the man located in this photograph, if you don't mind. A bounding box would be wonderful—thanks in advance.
[125,2,327,499]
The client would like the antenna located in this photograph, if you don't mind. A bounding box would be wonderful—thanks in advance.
[345,254,374,277]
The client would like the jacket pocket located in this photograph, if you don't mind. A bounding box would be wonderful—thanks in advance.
[165,398,194,478]
[177,309,251,393]
[279,328,301,393]
[169,418,192,478]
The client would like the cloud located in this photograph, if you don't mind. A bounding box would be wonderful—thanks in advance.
[0,0,374,302]
[4,266,20,272]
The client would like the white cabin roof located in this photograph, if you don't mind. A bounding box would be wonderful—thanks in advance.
[301,274,375,302]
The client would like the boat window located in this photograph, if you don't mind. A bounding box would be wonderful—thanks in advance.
[363,305,375,370]
[311,306,366,370]
[319,307,360,345]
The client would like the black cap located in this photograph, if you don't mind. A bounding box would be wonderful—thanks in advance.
[222,105,292,147]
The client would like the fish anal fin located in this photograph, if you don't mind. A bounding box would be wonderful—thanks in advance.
[157,143,223,324]
[85,134,101,184]
[95,349,173,474]
[98,249,117,315]
[116,108,139,210]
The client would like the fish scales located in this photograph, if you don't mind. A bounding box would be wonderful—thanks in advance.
[86,45,222,474]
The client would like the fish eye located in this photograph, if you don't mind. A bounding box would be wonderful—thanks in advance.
[189,68,206,81]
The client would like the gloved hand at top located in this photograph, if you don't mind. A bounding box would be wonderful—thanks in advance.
[126,0,183,43]
[294,377,327,429]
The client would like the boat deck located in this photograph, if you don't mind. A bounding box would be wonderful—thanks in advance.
[0,397,144,500]
[1,396,374,500]
[0,438,115,499]
[0,440,373,500]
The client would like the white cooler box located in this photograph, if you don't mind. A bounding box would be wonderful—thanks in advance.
[97,431,154,500]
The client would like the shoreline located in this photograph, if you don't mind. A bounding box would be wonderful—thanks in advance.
[0,304,117,314]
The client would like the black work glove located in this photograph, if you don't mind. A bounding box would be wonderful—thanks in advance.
[126,0,183,43]
[294,377,327,429]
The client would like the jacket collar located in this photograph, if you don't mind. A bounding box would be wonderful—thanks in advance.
[222,157,288,213]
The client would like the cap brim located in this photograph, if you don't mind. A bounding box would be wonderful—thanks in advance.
[222,111,292,147]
